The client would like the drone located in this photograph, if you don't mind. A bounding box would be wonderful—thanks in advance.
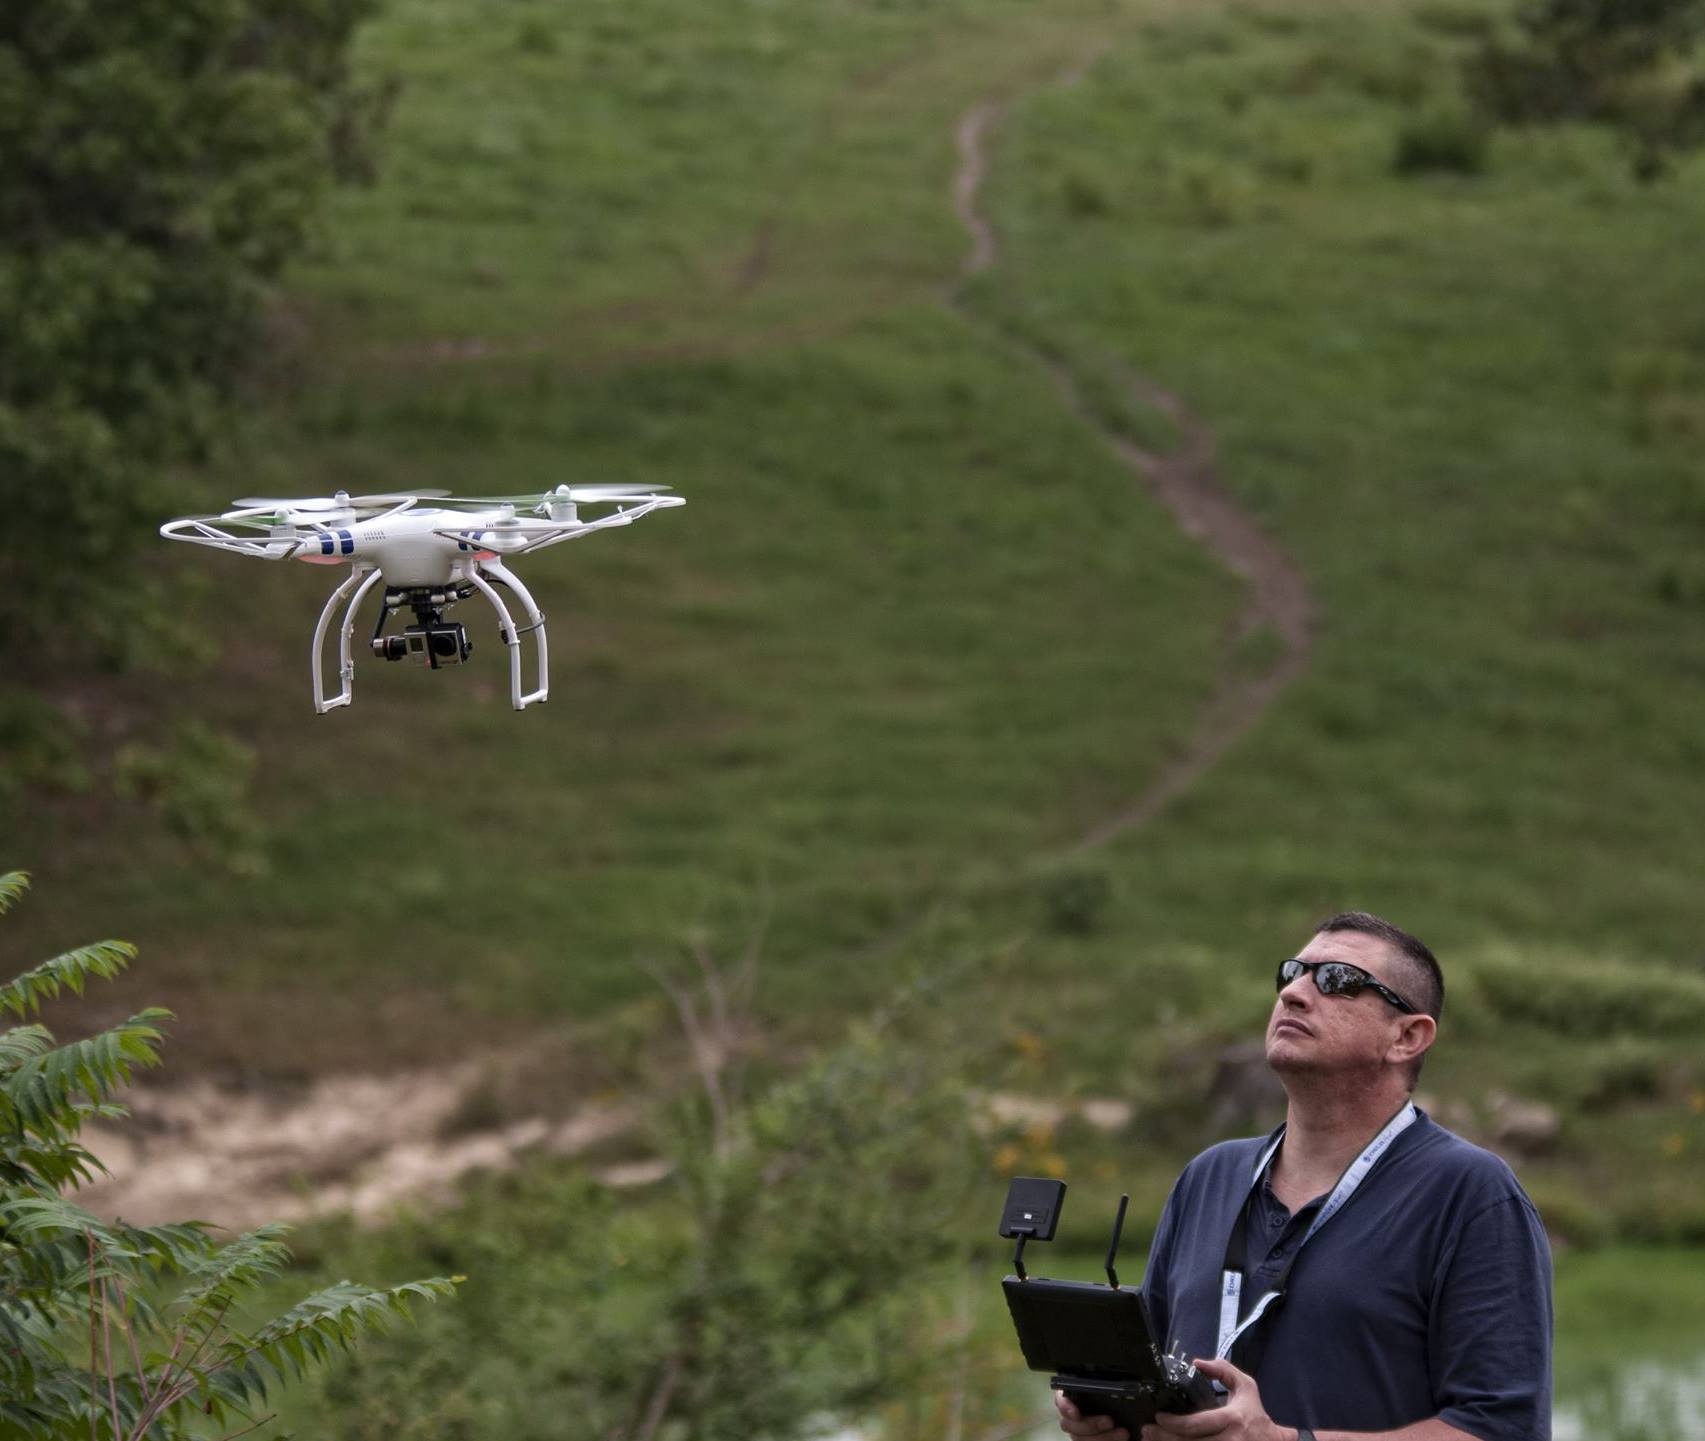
[161,485,684,712]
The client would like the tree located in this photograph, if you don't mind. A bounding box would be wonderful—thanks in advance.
[1470,0,1705,179]
[0,870,457,1440]
[1,0,390,840]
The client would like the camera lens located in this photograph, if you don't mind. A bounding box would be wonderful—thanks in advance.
[430,630,460,659]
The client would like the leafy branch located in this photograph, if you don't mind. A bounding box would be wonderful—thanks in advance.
[0,871,459,1441]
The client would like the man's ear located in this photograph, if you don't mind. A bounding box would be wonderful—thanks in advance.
[1388,1013,1436,1068]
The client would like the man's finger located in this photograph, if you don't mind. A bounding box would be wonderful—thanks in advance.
[1189,1357,1247,1392]
[1053,1399,1124,1439]
[1060,1421,1125,1441]
[1148,1408,1234,1437]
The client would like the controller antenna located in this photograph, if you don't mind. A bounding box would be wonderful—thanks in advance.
[1104,1193,1130,1289]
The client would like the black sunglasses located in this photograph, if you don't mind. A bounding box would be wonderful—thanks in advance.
[1276,958,1418,1014]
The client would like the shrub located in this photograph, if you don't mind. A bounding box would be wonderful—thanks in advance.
[0,871,456,1440]
[1061,169,1114,219]
[1394,106,1491,175]
[1469,949,1705,1039]
[1412,0,1497,41]
[1037,864,1115,936]
[296,1018,983,1441]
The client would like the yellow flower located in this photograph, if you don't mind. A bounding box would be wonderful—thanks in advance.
[1661,1131,1686,1158]
[1010,1031,1047,1063]
[993,1142,1023,1174]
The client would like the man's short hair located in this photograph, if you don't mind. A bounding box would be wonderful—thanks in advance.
[1315,910,1444,1021]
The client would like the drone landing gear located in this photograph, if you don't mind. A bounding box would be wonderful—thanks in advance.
[468,560,549,710]
[309,562,550,714]
[311,565,385,713]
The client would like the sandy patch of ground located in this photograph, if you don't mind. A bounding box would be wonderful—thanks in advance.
[77,1064,648,1231]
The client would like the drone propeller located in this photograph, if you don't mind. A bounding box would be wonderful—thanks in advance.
[230,489,452,509]
[432,484,671,507]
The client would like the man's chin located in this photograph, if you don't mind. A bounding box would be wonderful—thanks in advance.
[1265,1035,1314,1072]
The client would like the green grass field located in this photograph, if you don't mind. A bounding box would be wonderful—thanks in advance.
[12,0,1705,1430]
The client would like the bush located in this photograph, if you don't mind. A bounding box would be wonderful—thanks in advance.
[1394,106,1491,175]
[1412,0,1497,41]
[1469,950,1705,1039]
[1036,863,1114,936]
[1061,169,1114,219]
[295,1019,982,1441]
[1466,0,1705,182]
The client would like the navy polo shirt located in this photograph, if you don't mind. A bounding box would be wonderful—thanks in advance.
[1140,1111,1552,1441]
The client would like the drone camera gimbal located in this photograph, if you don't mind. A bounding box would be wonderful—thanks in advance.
[371,585,476,668]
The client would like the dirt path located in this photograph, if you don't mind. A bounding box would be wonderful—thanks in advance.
[948,57,1314,851]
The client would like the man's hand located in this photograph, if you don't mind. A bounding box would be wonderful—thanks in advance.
[1142,1358,1292,1441]
[1054,1392,1131,1441]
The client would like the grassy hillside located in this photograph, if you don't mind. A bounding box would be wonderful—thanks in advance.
[12,0,1705,1430]
[13,0,1238,1063]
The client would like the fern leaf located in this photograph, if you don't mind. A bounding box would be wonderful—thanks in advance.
[191,1277,460,1403]
[3,1013,169,1138]
[0,870,28,915]
[0,941,139,1020]
[174,1225,294,1333]
[0,1196,219,1298]
[0,1024,54,1072]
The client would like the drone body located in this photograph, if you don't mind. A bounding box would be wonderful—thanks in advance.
[161,485,684,712]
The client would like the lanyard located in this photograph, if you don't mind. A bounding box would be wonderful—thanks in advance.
[1214,1101,1417,1362]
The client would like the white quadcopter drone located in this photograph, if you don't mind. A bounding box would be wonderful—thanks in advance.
[161,485,684,712]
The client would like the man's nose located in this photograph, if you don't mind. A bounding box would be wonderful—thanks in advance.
[1278,973,1313,1005]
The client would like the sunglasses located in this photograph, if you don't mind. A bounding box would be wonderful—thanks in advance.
[1276,958,1418,1014]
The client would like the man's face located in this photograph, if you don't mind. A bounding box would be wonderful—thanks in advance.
[1265,929,1419,1079]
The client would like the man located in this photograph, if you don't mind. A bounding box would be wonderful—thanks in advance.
[1057,911,1552,1441]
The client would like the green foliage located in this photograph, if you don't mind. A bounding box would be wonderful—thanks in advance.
[1610,344,1705,442]
[1035,863,1115,936]
[1470,0,1705,179]
[1393,104,1492,173]
[1060,167,1116,219]
[1,0,388,866]
[1469,950,1705,1037]
[0,0,385,660]
[0,873,457,1440]
[288,1013,980,1441]
[0,697,90,801]
[112,722,265,875]
[1412,0,1501,41]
